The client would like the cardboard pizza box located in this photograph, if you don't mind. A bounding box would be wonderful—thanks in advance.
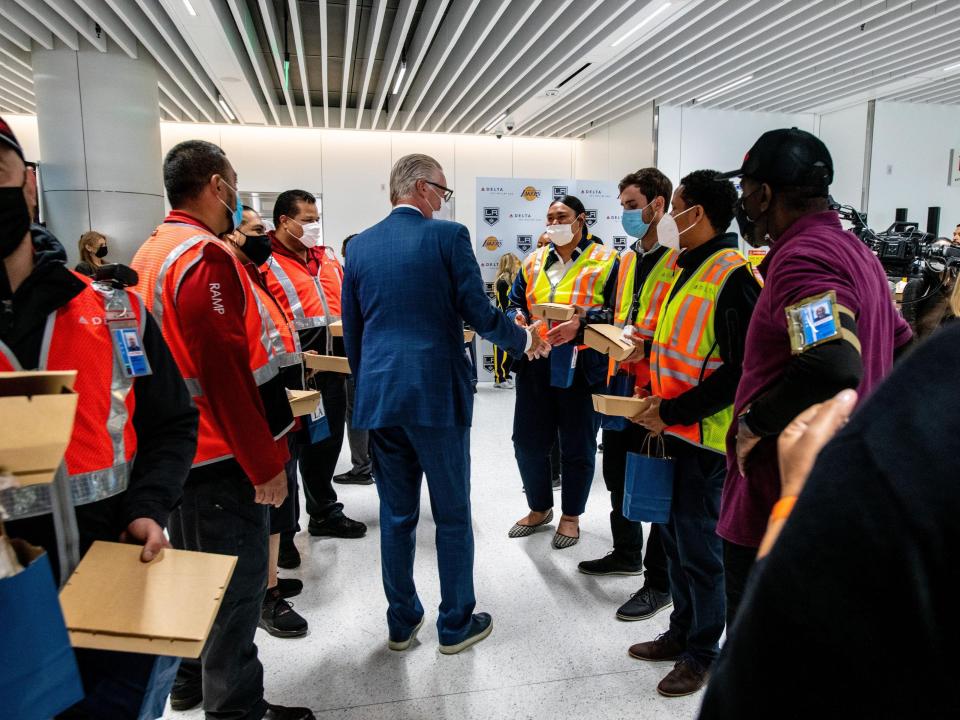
[531,303,576,321]
[0,372,78,487]
[303,354,351,374]
[591,394,650,418]
[328,320,344,337]
[288,389,323,417]
[463,330,476,343]
[584,324,636,362]
[59,541,237,658]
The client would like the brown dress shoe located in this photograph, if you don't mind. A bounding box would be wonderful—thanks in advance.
[657,658,708,697]
[628,631,685,662]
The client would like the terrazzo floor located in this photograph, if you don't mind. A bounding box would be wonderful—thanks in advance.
[164,385,704,720]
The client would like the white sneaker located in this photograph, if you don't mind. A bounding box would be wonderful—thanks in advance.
[502,378,515,389]
[493,382,503,388]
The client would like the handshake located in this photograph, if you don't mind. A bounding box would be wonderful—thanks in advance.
[514,313,552,360]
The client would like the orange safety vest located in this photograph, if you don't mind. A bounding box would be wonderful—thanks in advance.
[650,248,749,453]
[263,248,343,338]
[248,268,301,371]
[131,223,285,467]
[611,247,679,384]
[521,241,618,340]
[0,273,140,520]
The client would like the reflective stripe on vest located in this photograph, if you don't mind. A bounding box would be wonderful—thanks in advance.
[650,249,748,453]
[264,255,340,331]
[613,248,679,336]
[523,242,617,312]
[252,280,302,371]
[0,280,141,520]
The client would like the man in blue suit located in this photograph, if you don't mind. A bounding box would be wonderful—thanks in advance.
[342,154,549,654]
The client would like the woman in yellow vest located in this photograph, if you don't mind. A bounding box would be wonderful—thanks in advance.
[506,195,619,549]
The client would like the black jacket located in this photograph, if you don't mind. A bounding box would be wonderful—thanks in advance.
[3,227,198,577]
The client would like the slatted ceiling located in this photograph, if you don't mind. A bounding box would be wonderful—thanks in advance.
[1,1,958,133]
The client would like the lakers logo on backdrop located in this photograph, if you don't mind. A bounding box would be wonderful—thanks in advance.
[483,236,501,252]
[483,207,500,226]
[516,235,533,252]
[521,186,541,201]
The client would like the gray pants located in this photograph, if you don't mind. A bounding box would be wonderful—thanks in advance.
[345,376,372,476]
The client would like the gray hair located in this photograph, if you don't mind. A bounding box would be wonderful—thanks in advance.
[390,153,442,204]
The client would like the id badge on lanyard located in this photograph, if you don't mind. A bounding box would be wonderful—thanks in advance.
[107,307,152,378]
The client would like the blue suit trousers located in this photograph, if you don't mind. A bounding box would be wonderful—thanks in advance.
[369,425,475,646]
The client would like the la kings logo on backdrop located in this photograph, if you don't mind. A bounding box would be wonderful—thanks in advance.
[613,235,628,251]
[483,207,500,226]
[585,209,598,227]
[484,282,495,300]
[552,186,568,201]
[483,355,495,373]
[516,235,533,252]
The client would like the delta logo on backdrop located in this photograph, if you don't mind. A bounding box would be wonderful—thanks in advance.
[474,176,622,382]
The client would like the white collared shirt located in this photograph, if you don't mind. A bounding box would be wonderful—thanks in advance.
[394,203,423,215]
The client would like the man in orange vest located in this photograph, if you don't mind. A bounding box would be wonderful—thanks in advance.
[0,118,199,717]
[131,140,314,720]
[263,190,365,556]
[628,170,760,698]
[224,205,309,639]
[578,168,676,625]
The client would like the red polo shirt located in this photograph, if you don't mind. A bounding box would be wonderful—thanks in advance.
[718,211,913,548]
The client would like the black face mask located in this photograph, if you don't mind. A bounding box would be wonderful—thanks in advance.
[0,185,30,259]
[735,187,766,248]
[95,245,108,259]
[240,233,272,266]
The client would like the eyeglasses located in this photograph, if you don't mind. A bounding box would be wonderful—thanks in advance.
[425,180,454,202]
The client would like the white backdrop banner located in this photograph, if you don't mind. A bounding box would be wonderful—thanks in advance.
[472,176,621,381]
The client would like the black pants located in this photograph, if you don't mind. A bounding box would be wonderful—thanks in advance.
[297,371,347,522]
[661,442,726,668]
[169,460,269,720]
[723,540,759,631]
[493,344,513,383]
[601,425,669,590]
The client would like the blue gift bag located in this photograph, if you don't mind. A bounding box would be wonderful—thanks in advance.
[550,344,577,388]
[623,436,675,523]
[306,396,331,444]
[600,371,634,432]
[0,550,84,720]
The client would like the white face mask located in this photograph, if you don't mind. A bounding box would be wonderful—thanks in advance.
[546,223,576,247]
[655,211,680,251]
[672,206,701,242]
[291,218,322,248]
[428,186,452,221]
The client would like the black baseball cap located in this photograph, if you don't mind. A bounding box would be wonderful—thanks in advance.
[719,128,833,189]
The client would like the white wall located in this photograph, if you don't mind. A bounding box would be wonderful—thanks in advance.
[867,101,960,236]
[574,106,655,181]
[817,103,868,212]
[656,105,817,192]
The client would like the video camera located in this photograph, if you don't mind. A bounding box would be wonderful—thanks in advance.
[830,199,960,280]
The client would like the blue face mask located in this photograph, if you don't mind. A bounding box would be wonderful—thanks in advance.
[621,199,656,239]
[217,177,244,233]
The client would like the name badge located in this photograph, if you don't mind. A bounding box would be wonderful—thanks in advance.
[109,319,152,378]
[785,290,842,355]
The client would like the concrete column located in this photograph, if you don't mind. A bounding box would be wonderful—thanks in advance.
[32,41,163,266]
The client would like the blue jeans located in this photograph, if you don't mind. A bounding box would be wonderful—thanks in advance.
[660,442,726,668]
[369,425,475,646]
[512,358,602,516]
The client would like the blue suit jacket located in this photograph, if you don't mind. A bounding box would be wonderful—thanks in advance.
[342,207,528,429]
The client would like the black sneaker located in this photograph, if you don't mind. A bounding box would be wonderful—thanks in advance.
[276,577,303,599]
[578,552,643,576]
[333,471,374,485]
[617,585,673,621]
[169,685,202,712]
[278,539,301,569]
[263,704,316,720]
[260,588,309,638]
[308,513,367,538]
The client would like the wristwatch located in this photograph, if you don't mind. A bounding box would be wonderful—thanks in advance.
[737,408,762,439]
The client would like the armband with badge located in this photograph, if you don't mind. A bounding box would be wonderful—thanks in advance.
[784,290,844,355]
